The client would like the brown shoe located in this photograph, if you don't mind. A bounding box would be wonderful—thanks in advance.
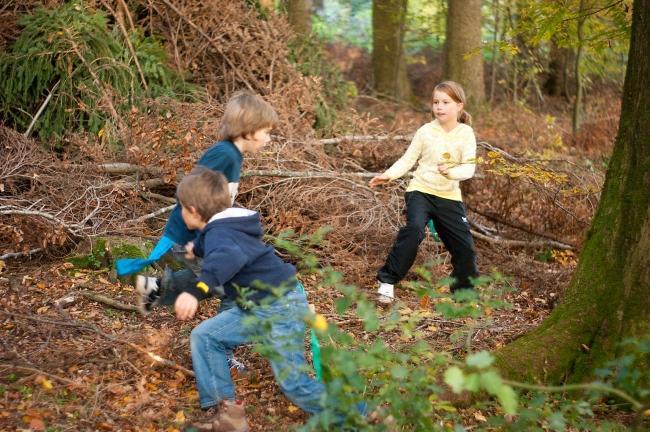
[190,400,249,432]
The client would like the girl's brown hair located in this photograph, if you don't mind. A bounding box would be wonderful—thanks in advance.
[216,90,278,141]
[433,81,472,125]
[177,167,231,221]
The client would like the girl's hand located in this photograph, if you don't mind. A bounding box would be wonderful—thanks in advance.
[369,173,390,188]
[175,292,199,320]
[437,163,450,177]
[184,241,195,260]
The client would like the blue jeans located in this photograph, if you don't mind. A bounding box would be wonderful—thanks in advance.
[190,285,325,413]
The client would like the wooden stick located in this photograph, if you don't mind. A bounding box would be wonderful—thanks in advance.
[0,248,43,260]
[0,363,79,386]
[24,80,60,138]
[100,0,148,91]
[471,230,574,250]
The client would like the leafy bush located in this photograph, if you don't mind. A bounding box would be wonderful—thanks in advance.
[0,1,197,144]
[252,228,646,431]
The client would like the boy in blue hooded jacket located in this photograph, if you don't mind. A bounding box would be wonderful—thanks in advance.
[173,167,324,432]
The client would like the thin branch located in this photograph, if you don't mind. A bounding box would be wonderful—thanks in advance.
[99,0,148,91]
[471,230,574,250]
[502,379,643,411]
[0,362,78,386]
[128,204,176,224]
[57,289,139,313]
[24,80,60,138]
[0,248,43,260]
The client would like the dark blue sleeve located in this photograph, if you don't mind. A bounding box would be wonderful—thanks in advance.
[196,142,242,182]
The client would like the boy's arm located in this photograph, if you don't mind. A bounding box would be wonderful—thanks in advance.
[183,243,248,299]
[444,129,477,181]
[383,129,424,180]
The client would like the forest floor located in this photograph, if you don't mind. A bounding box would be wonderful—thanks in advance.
[0,91,626,431]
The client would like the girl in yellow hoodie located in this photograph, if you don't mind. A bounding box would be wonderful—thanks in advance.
[369,81,479,303]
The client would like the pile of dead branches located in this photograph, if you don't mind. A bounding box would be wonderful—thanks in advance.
[0,126,158,260]
[124,0,320,140]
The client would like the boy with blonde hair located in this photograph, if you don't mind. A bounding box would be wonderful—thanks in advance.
[174,168,325,431]
[116,90,277,312]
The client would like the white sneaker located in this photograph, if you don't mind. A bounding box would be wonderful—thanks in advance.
[377,282,395,304]
[135,275,161,315]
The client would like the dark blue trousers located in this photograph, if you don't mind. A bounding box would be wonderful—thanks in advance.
[378,191,478,291]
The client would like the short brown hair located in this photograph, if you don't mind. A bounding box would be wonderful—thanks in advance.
[216,90,278,141]
[177,167,231,221]
[434,81,472,125]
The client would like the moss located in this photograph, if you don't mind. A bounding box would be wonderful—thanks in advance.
[67,238,109,270]
[110,243,147,259]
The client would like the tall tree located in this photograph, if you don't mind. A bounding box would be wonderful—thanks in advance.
[445,0,485,104]
[285,0,313,35]
[496,0,649,385]
[372,0,413,100]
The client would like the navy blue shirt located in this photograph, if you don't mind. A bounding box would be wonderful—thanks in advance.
[163,140,243,245]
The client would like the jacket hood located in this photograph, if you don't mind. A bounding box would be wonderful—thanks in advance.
[203,207,262,238]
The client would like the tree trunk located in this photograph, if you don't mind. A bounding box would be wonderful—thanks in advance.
[286,0,313,35]
[489,0,499,104]
[544,37,569,97]
[496,0,650,386]
[372,0,413,101]
[445,0,485,105]
[572,0,587,133]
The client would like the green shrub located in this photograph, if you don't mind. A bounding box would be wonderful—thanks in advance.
[0,1,197,144]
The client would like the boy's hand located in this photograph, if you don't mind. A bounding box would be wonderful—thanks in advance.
[184,241,195,260]
[369,173,390,188]
[175,292,198,320]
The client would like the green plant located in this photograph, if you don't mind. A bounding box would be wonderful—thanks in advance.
[263,228,643,431]
[0,1,197,144]
[67,238,108,270]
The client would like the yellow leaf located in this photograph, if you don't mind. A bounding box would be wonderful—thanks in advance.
[312,314,328,331]
[175,410,186,423]
[41,379,53,390]
[0,260,5,273]
[287,405,299,413]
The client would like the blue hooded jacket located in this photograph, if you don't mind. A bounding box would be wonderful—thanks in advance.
[185,208,296,306]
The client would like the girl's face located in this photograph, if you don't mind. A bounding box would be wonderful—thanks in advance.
[432,90,463,126]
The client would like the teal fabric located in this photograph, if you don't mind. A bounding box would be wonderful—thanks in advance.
[115,235,174,276]
[297,282,323,381]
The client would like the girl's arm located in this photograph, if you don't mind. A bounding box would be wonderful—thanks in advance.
[442,129,477,181]
[382,129,425,180]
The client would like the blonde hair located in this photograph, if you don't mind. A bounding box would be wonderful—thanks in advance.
[216,90,278,141]
[433,81,472,125]
[177,167,231,221]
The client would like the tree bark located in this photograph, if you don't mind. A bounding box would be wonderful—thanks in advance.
[445,0,485,105]
[496,0,650,386]
[544,37,570,97]
[572,0,587,133]
[285,0,312,35]
[372,0,413,100]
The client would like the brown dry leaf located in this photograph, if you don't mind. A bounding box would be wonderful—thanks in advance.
[474,411,487,422]
[29,417,46,431]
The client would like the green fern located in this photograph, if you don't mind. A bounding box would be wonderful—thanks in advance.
[0,1,198,144]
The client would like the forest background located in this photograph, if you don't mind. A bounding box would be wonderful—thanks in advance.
[0,0,648,431]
